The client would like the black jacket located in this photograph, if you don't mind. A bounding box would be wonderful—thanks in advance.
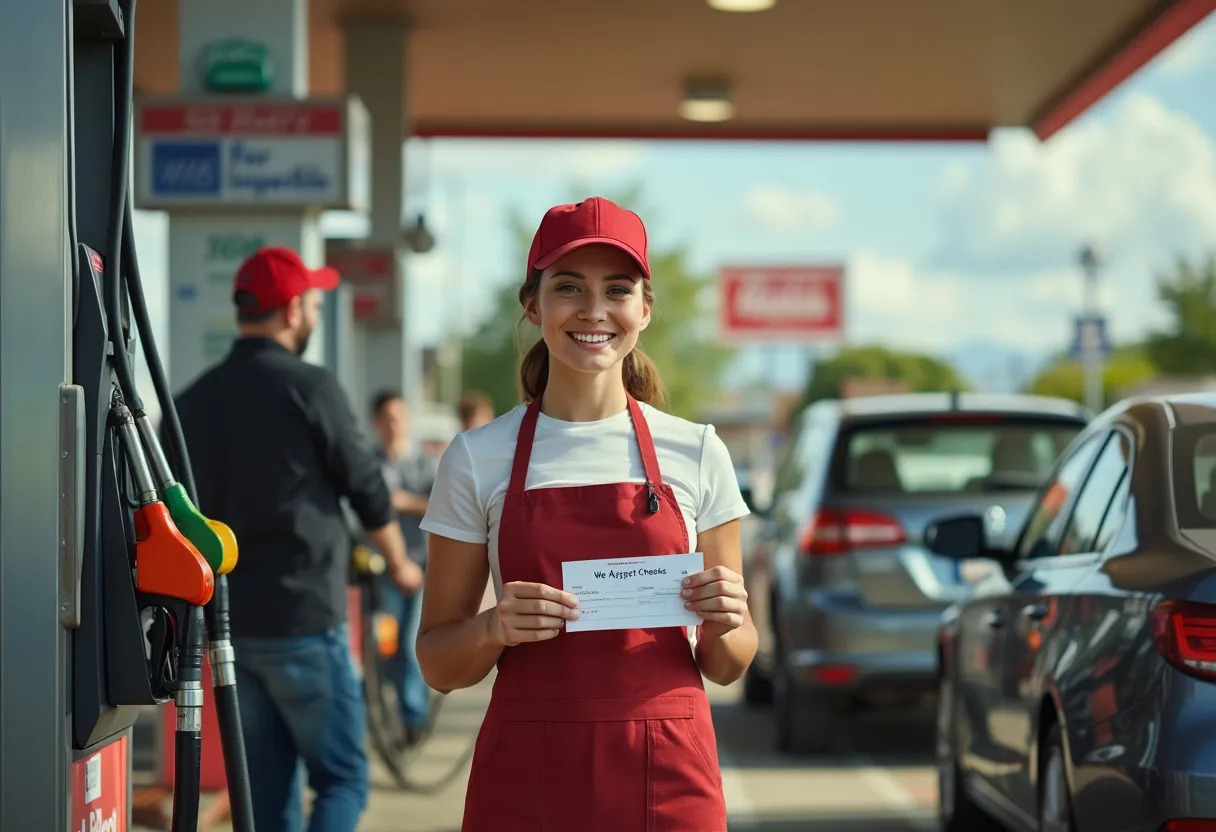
[174,337,392,638]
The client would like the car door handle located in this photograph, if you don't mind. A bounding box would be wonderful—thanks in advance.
[1023,603,1049,624]
[985,609,1005,629]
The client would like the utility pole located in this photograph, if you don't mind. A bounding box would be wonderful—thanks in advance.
[1079,244,1105,413]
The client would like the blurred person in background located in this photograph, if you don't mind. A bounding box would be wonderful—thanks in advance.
[370,389,435,744]
[457,390,495,431]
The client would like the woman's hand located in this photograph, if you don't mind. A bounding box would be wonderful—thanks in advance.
[489,582,582,647]
[682,565,748,641]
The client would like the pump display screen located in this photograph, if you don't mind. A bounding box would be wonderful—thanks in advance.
[70,735,128,832]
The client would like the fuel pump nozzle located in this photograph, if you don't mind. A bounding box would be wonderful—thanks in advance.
[113,403,214,607]
[112,398,213,832]
[136,415,239,576]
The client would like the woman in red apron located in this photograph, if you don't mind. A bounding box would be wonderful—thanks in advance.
[417,197,757,831]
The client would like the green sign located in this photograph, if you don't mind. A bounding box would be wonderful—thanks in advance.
[202,39,273,93]
[206,233,264,263]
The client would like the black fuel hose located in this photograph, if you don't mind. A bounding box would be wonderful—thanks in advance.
[170,606,206,832]
[207,584,256,832]
[103,0,141,415]
[171,733,202,831]
[121,204,256,832]
[120,203,195,497]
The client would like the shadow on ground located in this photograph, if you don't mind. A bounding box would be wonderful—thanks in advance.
[710,697,936,769]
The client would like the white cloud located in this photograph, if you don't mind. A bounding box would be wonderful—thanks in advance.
[845,251,966,350]
[841,250,1169,357]
[1152,16,1216,78]
[742,185,839,233]
[933,94,1216,277]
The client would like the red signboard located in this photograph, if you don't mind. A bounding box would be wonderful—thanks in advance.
[719,265,844,341]
[71,735,128,832]
[326,245,399,325]
[139,103,344,136]
[327,249,395,281]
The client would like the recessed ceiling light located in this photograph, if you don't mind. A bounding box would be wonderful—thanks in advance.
[707,0,776,12]
[681,79,734,123]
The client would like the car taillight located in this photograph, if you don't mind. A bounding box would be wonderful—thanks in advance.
[1150,600,1216,681]
[1159,821,1216,832]
[799,508,907,557]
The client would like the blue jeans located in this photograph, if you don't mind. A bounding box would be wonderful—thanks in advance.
[233,625,368,832]
[379,576,429,728]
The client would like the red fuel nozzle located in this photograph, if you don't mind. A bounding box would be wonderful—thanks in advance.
[112,401,214,606]
[133,502,214,606]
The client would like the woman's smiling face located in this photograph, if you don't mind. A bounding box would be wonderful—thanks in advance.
[526,244,651,379]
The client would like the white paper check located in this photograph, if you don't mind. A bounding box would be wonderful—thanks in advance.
[562,552,704,633]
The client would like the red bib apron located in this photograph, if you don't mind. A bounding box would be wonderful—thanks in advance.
[462,396,727,832]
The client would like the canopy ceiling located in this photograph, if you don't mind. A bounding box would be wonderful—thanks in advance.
[134,0,1215,140]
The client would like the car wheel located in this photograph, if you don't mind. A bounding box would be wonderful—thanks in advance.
[937,671,1002,831]
[774,658,831,754]
[743,663,773,707]
[1040,722,1076,832]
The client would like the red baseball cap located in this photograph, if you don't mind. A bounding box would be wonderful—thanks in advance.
[526,197,651,280]
[232,247,340,313]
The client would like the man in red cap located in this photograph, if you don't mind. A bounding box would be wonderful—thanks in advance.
[174,246,422,832]
[230,245,339,356]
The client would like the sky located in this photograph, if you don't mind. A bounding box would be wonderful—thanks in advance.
[134,11,1216,398]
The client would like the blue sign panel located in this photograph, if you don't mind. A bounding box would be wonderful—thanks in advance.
[1069,314,1110,361]
[151,142,221,196]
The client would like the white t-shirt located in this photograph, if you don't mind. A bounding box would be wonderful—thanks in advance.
[420,402,750,598]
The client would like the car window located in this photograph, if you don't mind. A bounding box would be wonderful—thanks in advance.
[1174,427,1216,527]
[1093,471,1131,553]
[773,420,807,495]
[1060,433,1131,555]
[1195,434,1216,521]
[835,416,1081,495]
[1017,432,1106,560]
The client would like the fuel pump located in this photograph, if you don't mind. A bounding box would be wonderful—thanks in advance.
[68,0,254,829]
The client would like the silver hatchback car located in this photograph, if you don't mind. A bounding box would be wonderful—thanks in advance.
[743,392,1089,753]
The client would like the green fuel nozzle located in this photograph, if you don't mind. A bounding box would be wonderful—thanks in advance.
[135,414,239,576]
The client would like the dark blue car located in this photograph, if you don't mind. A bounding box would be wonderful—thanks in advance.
[931,393,1216,832]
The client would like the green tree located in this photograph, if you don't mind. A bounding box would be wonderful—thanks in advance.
[460,192,734,420]
[459,278,535,417]
[1026,345,1158,406]
[797,345,967,410]
[1144,255,1216,374]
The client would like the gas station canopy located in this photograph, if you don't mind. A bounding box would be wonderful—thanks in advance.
[135,0,1213,141]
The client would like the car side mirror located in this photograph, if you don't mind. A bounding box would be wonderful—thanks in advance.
[925,514,988,559]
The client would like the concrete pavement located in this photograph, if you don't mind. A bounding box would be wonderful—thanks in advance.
[151,675,938,832]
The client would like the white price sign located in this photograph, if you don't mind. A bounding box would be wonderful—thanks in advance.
[135,98,369,211]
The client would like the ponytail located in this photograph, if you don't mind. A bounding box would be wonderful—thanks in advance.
[518,337,550,402]
[621,347,666,408]
[516,269,667,408]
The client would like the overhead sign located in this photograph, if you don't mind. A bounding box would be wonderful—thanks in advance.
[71,735,128,832]
[134,97,370,212]
[719,265,844,342]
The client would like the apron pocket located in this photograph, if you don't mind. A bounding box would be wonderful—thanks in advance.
[646,714,727,832]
